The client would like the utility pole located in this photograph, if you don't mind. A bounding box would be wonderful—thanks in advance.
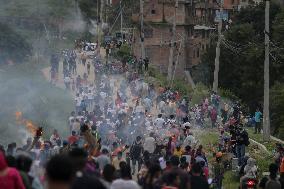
[100,0,104,24]
[171,41,182,88]
[263,0,270,142]
[167,0,178,82]
[120,0,123,34]
[140,0,145,60]
[212,1,223,93]
[97,0,100,43]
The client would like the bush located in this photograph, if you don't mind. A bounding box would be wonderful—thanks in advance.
[190,83,210,105]
[0,22,32,64]
[172,78,192,96]
[116,44,132,62]
[219,88,239,101]
[270,83,284,139]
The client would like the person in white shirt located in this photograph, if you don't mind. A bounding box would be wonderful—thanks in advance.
[144,132,156,154]
[158,100,166,113]
[154,114,165,129]
[75,94,82,113]
[87,90,94,109]
[64,75,71,89]
[143,97,152,112]
[183,132,196,147]
[50,129,60,146]
[68,111,75,125]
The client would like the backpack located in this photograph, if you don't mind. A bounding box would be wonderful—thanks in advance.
[130,141,142,159]
[243,131,250,146]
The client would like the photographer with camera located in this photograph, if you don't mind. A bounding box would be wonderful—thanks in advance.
[235,125,250,166]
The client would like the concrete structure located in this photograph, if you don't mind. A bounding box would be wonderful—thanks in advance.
[132,0,219,76]
[131,0,250,77]
[132,0,189,75]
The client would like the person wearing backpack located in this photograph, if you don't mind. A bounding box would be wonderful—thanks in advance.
[236,126,250,166]
[212,152,225,189]
[130,136,143,175]
[259,163,281,189]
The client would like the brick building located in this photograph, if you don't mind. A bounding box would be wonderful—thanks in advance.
[132,0,197,76]
[131,0,241,77]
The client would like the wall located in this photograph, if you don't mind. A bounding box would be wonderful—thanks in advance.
[133,24,187,76]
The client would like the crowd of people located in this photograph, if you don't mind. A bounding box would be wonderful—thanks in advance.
[2,44,284,189]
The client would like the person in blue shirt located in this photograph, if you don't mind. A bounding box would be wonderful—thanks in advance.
[254,108,262,134]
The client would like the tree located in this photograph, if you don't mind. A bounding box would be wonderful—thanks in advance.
[196,3,283,109]
[0,22,32,64]
[194,3,284,138]
[79,0,99,22]
[116,44,131,62]
[270,83,284,139]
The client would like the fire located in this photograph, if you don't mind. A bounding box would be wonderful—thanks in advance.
[15,111,38,135]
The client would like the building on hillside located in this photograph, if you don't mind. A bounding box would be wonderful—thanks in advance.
[131,0,220,77]
[132,0,189,76]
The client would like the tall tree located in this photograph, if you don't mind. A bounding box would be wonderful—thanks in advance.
[195,4,284,138]
[0,22,32,64]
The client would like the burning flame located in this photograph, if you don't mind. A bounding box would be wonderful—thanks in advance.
[15,111,38,135]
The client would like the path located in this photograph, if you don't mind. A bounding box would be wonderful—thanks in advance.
[42,53,95,95]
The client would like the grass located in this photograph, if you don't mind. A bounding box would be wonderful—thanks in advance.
[198,130,241,189]
[197,128,275,189]
[247,128,276,152]
[245,128,277,175]
[223,171,240,189]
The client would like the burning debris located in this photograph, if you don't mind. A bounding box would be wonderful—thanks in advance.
[15,111,38,136]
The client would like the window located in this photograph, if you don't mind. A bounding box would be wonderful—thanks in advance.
[151,10,156,14]
[144,28,153,38]
[202,44,204,50]
[193,50,195,58]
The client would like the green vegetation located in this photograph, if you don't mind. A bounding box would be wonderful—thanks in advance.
[223,172,240,189]
[0,22,32,64]
[0,0,83,57]
[195,3,284,139]
[115,44,132,62]
[79,0,98,21]
[198,130,240,189]
[198,129,274,189]
[270,83,284,139]
[247,128,276,152]
[147,66,192,97]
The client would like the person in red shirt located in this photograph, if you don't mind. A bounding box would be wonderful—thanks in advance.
[0,152,25,189]
[68,131,79,145]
